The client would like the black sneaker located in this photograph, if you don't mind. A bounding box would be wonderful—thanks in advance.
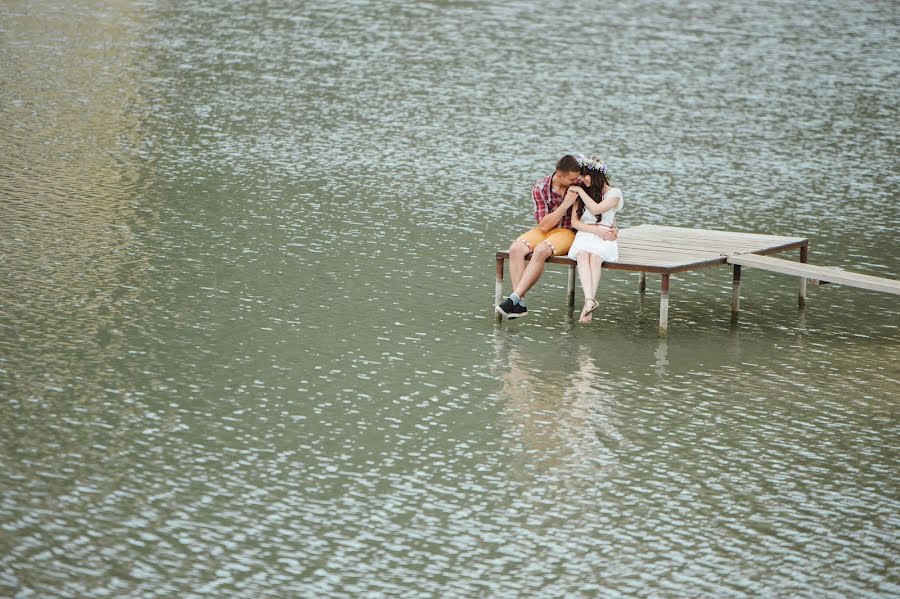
[495,297,516,318]
[508,303,528,319]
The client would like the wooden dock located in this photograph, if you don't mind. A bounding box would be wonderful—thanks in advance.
[494,224,899,335]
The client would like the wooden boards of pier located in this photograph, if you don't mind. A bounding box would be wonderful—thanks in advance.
[494,224,899,335]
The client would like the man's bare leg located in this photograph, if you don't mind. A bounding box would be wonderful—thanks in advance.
[508,240,531,290]
[513,242,554,298]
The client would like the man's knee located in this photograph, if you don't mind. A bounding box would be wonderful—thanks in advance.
[509,240,530,258]
[532,242,554,260]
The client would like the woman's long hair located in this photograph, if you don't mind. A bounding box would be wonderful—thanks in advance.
[575,168,611,222]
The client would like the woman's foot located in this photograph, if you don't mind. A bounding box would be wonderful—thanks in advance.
[579,298,599,323]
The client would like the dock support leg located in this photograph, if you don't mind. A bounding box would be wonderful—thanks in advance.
[495,255,504,322]
[799,245,808,308]
[566,265,576,308]
[659,274,670,336]
[731,264,742,318]
[639,271,646,294]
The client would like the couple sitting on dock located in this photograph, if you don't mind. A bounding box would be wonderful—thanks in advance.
[495,154,624,324]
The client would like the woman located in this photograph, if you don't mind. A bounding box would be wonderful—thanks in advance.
[566,155,624,323]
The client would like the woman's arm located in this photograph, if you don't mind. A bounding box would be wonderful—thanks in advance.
[571,204,610,235]
[574,187,603,215]
[570,204,590,232]
[576,187,620,217]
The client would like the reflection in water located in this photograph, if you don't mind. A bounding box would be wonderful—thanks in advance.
[561,343,632,461]
[0,6,170,594]
[492,335,627,485]
[1,1,155,400]
[653,338,669,375]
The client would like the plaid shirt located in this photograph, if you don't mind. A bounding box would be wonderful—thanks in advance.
[531,173,572,230]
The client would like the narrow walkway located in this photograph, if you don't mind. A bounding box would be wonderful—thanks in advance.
[726,253,900,295]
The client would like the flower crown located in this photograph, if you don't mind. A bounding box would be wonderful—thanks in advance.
[575,154,608,175]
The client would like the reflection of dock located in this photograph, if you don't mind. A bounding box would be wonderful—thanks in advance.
[495,225,900,335]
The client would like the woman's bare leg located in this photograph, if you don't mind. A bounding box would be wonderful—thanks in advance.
[580,254,603,323]
[576,251,593,300]
[577,252,596,323]
[590,254,604,298]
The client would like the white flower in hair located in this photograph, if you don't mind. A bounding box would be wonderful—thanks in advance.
[578,154,608,174]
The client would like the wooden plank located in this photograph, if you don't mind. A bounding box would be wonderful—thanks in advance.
[620,237,800,253]
[618,245,727,258]
[612,252,728,273]
[621,228,786,242]
[495,251,725,273]
[625,224,805,244]
[617,246,722,259]
[745,240,809,255]
[619,243,729,257]
[652,257,729,273]
[621,235,776,247]
[619,234,771,246]
[616,253,719,267]
[619,230,807,256]
[727,254,900,295]
[621,242,808,262]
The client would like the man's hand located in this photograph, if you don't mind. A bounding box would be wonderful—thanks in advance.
[596,226,618,241]
[563,188,579,207]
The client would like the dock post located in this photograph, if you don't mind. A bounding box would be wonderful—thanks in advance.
[495,254,504,322]
[798,245,808,308]
[566,265,576,308]
[731,264,742,318]
[639,272,646,294]
[659,274,670,336]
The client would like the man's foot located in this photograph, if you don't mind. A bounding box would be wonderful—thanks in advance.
[495,298,515,318]
[508,302,528,319]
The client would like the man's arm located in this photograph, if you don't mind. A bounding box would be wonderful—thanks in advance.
[537,189,578,233]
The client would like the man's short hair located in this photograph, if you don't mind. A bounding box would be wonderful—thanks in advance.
[556,155,581,173]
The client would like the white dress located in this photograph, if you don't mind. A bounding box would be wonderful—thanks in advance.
[566,188,623,262]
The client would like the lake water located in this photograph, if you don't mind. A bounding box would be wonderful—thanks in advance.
[1,1,898,596]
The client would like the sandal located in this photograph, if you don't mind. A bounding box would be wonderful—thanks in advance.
[579,298,599,323]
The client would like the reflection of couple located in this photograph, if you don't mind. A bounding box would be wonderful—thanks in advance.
[492,339,627,482]
[496,154,624,324]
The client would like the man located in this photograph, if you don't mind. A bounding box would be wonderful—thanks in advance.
[496,154,617,319]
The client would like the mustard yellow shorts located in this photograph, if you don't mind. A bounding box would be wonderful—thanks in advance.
[515,227,575,256]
